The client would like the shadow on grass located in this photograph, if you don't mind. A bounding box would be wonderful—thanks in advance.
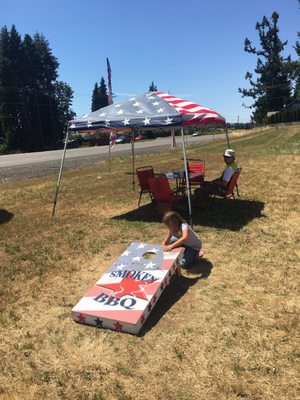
[192,197,265,231]
[0,209,14,225]
[112,198,265,231]
[139,258,213,336]
[185,258,213,278]
[112,202,162,223]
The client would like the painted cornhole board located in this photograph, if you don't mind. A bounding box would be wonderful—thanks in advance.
[72,242,184,334]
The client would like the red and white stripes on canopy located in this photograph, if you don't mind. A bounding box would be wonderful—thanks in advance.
[155,92,225,126]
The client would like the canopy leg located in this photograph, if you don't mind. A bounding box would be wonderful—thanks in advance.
[181,128,192,226]
[51,130,69,218]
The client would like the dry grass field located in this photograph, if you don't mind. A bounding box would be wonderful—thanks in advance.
[0,126,299,400]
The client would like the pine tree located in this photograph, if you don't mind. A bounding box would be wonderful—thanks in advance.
[98,77,108,109]
[91,82,100,111]
[294,52,300,100]
[0,25,74,152]
[239,12,292,124]
[0,25,24,151]
[292,0,300,98]
[280,2,300,102]
[287,41,300,101]
[149,81,157,91]
[53,81,75,142]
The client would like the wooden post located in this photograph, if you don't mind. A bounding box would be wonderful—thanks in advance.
[225,126,230,148]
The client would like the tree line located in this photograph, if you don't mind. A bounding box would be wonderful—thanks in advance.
[91,77,109,111]
[239,2,300,124]
[0,19,159,154]
[3,6,297,154]
[0,25,75,153]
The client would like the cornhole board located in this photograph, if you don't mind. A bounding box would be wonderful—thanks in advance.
[72,242,184,334]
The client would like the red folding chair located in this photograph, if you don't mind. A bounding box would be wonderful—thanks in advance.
[136,166,155,206]
[148,176,185,215]
[215,168,242,199]
[179,160,205,195]
[188,161,205,187]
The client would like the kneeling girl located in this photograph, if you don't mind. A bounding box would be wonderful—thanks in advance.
[162,211,202,269]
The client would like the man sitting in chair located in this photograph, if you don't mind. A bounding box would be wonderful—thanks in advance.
[193,149,238,207]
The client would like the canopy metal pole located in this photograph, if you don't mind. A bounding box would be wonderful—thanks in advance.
[131,131,135,190]
[108,131,117,172]
[225,126,230,148]
[180,128,192,226]
[51,129,70,217]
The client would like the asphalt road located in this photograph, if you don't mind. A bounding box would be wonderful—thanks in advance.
[0,133,226,181]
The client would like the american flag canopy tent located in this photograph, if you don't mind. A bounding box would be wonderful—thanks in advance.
[68,91,225,132]
[52,92,226,219]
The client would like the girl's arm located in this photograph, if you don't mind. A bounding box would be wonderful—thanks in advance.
[162,231,172,246]
[164,229,189,251]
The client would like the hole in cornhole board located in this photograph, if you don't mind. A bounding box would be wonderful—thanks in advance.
[142,251,156,259]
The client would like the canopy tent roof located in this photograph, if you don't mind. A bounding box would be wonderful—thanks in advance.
[69,91,226,132]
[52,91,227,219]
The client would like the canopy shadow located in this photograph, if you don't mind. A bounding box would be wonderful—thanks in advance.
[112,198,265,231]
[112,202,162,223]
[0,209,14,225]
[139,258,213,336]
[192,197,265,231]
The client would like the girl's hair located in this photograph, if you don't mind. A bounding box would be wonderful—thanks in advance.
[163,211,185,233]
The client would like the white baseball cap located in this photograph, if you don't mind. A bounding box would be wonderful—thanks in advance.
[224,149,235,158]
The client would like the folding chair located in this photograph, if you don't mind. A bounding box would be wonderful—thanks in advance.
[148,176,185,215]
[214,168,242,200]
[187,160,205,187]
[136,166,155,206]
[179,160,205,196]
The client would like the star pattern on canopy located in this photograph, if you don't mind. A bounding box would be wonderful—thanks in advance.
[164,117,173,125]
[69,91,225,132]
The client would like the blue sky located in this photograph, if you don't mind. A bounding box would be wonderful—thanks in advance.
[1,0,299,122]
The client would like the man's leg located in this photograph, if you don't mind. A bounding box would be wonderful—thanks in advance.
[193,181,217,207]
